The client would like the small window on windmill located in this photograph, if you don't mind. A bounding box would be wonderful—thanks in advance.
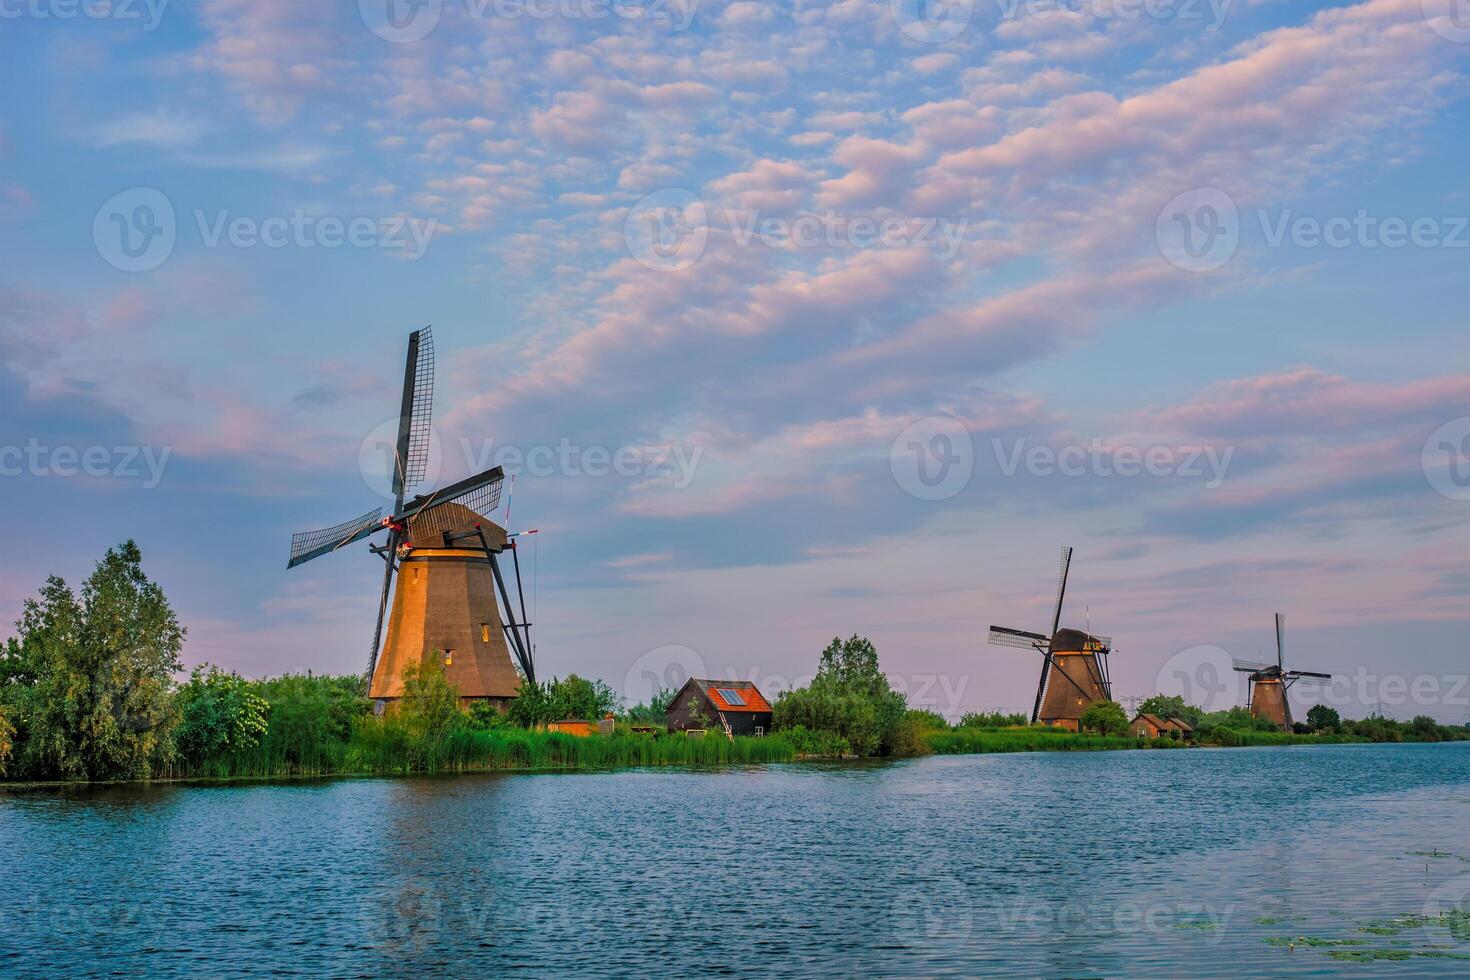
[481,623,490,643]
[444,649,453,667]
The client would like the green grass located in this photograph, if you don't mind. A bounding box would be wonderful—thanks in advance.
[165,722,795,781]
[924,726,1157,754]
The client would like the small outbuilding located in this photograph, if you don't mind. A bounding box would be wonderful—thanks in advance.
[666,679,773,738]
[1128,713,1193,738]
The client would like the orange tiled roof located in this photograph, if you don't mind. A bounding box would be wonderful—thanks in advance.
[698,680,771,713]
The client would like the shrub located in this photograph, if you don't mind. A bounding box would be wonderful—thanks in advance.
[778,725,851,756]
[773,635,916,757]
[958,711,1029,728]
[1079,700,1128,736]
[174,665,269,764]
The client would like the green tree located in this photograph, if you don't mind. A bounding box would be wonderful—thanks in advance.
[625,686,677,722]
[1306,704,1340,732]
[772,635,915,757]
[174,664,269,764]
[507,674,619,727]
[253,673,368,771]
[0,703,12,777]
[1411,715,1443,742]
[1079,700,1128,736]
[1138,694,1202,728]
[10,542,183,780]
[400,655,462,740]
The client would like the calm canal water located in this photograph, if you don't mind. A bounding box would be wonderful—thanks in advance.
[4,743,1470,978]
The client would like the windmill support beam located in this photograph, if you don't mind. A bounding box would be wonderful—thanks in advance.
[484,538,535,685]
[364,528,400,689]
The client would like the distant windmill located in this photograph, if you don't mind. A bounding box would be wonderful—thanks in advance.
[986,547,1114,729]
[286,327,535,711]
[1231,613,1329,730]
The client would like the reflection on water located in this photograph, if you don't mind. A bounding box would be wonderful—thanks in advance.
[4,744,1469,977]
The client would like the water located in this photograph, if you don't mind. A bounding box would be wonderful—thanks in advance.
[4,743,1470,978]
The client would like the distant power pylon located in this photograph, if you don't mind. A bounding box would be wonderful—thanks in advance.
[1121,694,1146,713]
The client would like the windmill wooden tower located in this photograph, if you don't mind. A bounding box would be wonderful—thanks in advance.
[286,328,535,711]
[986,547,1114,730]
[1232,613,1330,731]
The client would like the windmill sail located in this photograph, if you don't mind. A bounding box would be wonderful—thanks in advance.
[369,327,436,684]
[288,507,385,568]
[400,326,435,495]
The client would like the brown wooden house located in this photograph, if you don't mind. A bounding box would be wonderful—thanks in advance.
[666,679,773,737]
[1129,713,1193,738]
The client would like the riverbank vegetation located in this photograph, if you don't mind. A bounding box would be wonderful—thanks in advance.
[1,543,1465,785]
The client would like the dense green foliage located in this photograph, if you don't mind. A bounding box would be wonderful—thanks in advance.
[778,724,854,756]
[174,665,269,764]
[1,542,183,781]
[624,687,677,723]
[959,710,1028,727]
[1079,699,1129,735]
[1306,704,1341,731]
[928,727,1160,754]
[772,635,923,757]
[0,703,12,776]
[507,674,620,727]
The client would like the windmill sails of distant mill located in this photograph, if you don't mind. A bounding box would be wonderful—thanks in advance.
[986,547,1114,730]
[286,328,535,709]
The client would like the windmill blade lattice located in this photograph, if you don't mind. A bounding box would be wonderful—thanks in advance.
[288,507,385,568]
[401,326,434,494]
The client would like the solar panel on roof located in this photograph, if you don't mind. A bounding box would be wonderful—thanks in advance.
[716,688,745,706]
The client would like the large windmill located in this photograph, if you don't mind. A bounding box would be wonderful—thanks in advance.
[1232,613,1329,730]
[286,327,535,711]
[986,547,1114,729]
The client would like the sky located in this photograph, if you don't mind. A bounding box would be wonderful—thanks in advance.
[1,0,1467,722]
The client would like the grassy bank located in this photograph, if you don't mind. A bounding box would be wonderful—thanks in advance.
[160,722,795,781]
[925,726,1164,754]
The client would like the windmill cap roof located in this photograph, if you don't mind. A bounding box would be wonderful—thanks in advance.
[1051,628,1108,652]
